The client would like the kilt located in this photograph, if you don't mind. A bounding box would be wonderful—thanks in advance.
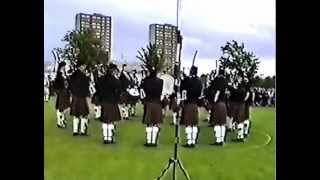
[244,104,250,120]
[55,89,70,111]
[210,102,227,125]
[142,102,163,125]
[70,95,89,117]
[100,103,121,123]
[180,103,199,126]
[228,102,245,123]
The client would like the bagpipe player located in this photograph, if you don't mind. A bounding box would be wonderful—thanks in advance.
[180,65,203,148]
[52,61,71,129]
[140,66,165,147]
[69,64,91,136]
[97,63,122,144]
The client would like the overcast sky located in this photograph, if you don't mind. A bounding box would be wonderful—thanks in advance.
[44,0,275,77]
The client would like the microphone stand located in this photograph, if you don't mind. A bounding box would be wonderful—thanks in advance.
[156,8,191,179]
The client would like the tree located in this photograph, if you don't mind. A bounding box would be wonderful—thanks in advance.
[219,40,260,86]
[262,76,275,89]
[136,43,167,73]
[251,75,275,88]
[252,75,264,87]
[54,28,109,72]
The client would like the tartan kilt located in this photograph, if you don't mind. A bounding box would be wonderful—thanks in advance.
[210,102,227,125]
[100,103,121,123]
[55,89,71,111]
[70,96,89,117]
[229,102,246,123]
[180,103,199,126]
[142,102,163,125]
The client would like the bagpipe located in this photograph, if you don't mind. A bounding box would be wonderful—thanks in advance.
[118,64,141,105]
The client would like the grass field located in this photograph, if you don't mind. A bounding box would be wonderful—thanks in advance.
[45,98,275,180]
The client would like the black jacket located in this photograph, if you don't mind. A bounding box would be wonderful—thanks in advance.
[181,76,202,104]
[141,76,163,103]
[98,75,122,103]
[69,70,90,97]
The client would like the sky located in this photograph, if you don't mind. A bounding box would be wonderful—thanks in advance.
[44,0,275,77]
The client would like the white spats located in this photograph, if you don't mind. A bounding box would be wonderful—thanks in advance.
[232,122,237,131]
[56,110,62,126]
[61,113,66,126]
[237,123,244,139]
[244,120,250,136]
[102,123,108,141]
[94,106,101,119]
[44,93,49,102]
[172,112,177,125]
[57,110,66,128]
[146,127,153,144]
[73,117,80,133]
[185,126,199,145]
[80,118,88,134]
[192,126,198,144]
[214,125,222,143]
[121,105,129,120]
[103,123,115,142]
[221,126,226,142]
[107,124,115,141]
[151,126,160,144]
[185,126,193,145]
[124,106,129,119]
[226,116,233,130]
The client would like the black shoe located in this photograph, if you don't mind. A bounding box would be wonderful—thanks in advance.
[183,144,192,148]
[150,143,158,147]
[106,140,115,144]
[233,138,245,142]
[144,143,151,147]
[103,140,108,144]
[226,128,232,132]
[80,133,88,136]
[73,133,79,136]
[211,142,223,146]
[57,124,63,128]
[190,144,196,148]
[244,134,249,138]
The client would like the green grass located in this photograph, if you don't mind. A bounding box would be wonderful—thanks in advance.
[45,98,275,180]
